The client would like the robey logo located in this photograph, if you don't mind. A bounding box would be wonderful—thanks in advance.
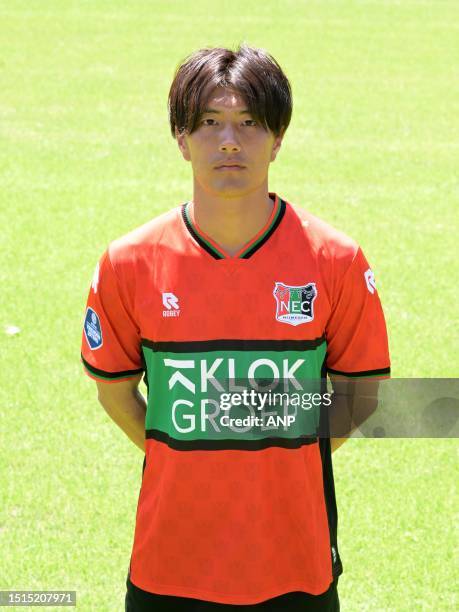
[162,292,180,317]
[364,269,376,294]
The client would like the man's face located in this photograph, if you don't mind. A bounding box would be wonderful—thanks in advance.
[176,87,283,198]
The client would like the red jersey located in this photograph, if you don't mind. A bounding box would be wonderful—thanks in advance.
[80,194,390,604]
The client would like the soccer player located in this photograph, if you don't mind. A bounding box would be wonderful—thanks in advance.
[81,45,390,611]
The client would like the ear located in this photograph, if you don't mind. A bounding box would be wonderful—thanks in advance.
[270,130,284,162]
[175,127,191,162]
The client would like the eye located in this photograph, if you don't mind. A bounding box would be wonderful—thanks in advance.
[201,118,217,126]
[243,119,258,127]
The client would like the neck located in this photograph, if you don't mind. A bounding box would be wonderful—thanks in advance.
[190,181,274,257]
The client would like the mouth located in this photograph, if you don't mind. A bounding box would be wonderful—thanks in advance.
[214,164,246,171]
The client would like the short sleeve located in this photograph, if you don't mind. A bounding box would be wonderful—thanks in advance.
[80,249,144,383]
[325,247,390,377]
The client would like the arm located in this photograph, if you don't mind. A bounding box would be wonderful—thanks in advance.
[329,372,355,454]
[324,247,390,452]
[96,373,146,452]
[329,373,381,453]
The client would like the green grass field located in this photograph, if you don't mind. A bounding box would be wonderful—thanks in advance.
[1,1,458,609]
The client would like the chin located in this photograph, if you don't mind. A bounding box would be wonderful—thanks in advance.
[209,182,252,199]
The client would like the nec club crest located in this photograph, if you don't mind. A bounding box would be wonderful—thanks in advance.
[273,282,318,326]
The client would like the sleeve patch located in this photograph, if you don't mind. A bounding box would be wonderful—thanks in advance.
[84,307,103,350]
[91,261,100,294]
[364,268,376,294]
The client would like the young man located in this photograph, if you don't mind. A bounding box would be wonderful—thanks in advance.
[81,45,390,611]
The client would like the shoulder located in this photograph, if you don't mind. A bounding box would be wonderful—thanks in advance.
[283,200,363,300]
[285,200,359,271]
[287,201,358,259]
[106,205,182,268]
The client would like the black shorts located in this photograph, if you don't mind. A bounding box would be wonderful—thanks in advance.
[125,575,340,611]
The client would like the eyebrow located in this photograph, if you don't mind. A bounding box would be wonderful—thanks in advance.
[202,108,251,115]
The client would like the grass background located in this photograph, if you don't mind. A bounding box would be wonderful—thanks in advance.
[1,0,458,609]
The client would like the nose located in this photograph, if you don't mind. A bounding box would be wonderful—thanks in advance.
[218,125,241,153]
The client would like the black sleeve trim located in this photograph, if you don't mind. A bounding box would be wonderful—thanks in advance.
[326,366,391,378]
[81,353,144,379]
